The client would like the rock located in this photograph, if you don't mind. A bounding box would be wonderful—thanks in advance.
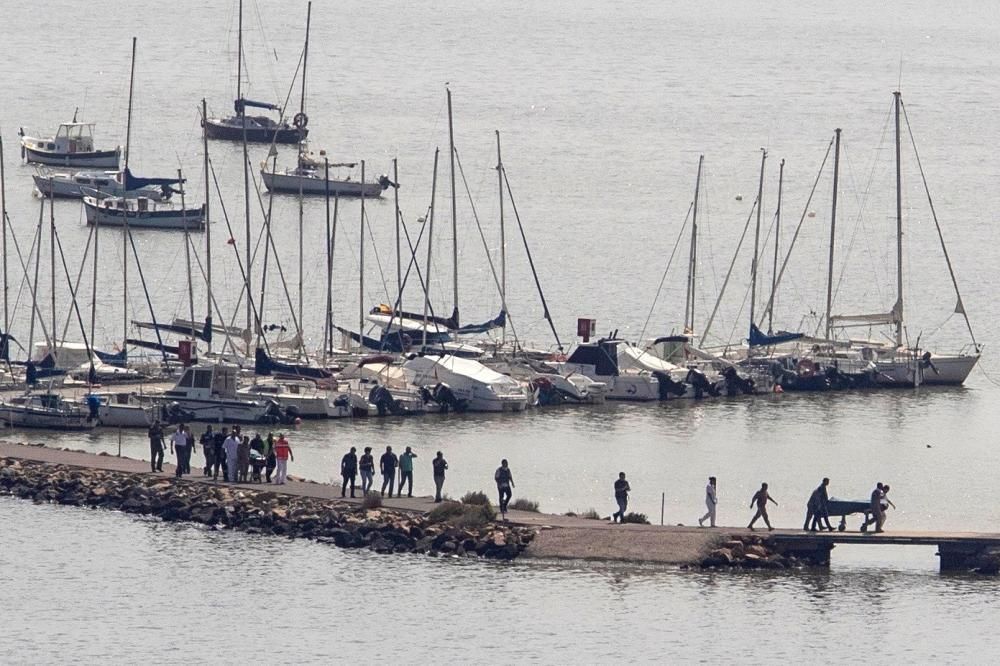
[722,540,745,559]
[439,540,457,554]
[745,544,769,558]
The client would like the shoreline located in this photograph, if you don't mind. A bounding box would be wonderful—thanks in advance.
[0,441,806,569]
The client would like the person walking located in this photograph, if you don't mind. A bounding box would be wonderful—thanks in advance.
[805,478,834,532]
[699,476,718,527]
[380,446,399,498]
[223,427,241,484]
[273,433,293,485]
[147,420,165,473]
[340,446,358,498]
[212,427,228,481]
[494,459,515,519]
[399,446,417,498]
[237,436,251,482]
[359,447,375,493]
[612,472,631,523]
[264,432,276,483]
[863,482,886,533]
[170,424,188,478]
[432,451,448,502]
[200,426,215,477]
[748,482,777,530]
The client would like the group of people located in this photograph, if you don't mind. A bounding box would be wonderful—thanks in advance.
[339,446,449,501]
[147,422,294,485]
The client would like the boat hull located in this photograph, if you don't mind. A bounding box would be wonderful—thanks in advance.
[0,406,95,430]
[261,169,384,198]
[204,118,303,144]
[33,171,163,200]
[157,396,275,424]
[875,354,979,387]
[22,145,120,168]
[97,403,156,428]
[84,199,205,231]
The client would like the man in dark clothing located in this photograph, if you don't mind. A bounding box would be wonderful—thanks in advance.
[432,451,448,502]
[494,459,515,518]
[862,482,886,533]
[200,426,215,477]
[264,432,276,483]
[748,482,778,530]
[212,427,228,481]
[612,472,631,523]
[359,447,375,493]
[380,446,398,498]
[341,447,358,498]
[805,478,834,532]
[148,421,165,472]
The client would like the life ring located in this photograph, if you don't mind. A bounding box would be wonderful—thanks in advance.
[796,358,817,378]
[292,112,308,129]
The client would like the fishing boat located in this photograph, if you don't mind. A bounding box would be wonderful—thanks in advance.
[82,193,205,231]
[402,354,528,412]
[261,144,393,197]
[33,166,170,200]
[18,121,120,168]
[86,392,157,428]
[0,392,96,430]
[157,363,282,424]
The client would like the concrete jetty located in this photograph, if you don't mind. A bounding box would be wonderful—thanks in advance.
[3,441,999,572]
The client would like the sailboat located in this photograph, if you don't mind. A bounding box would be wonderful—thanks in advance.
[826,92,979,387]
[203,0,302,144]
[82,40,204,232]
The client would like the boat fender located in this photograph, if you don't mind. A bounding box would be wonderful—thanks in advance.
[293,112,309,130]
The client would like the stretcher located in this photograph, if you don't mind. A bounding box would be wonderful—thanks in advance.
[825,498,874,532]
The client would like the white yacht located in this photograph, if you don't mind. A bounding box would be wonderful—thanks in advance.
[402,355,528,413]
[158,364,280,423]
[238,378,351,419]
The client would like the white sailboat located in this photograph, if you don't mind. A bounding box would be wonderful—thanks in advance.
[0,392,96,431]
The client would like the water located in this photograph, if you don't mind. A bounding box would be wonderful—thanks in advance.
[2,0,1000,659]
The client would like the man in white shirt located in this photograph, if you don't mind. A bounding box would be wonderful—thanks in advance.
[170,424,189,478]
[223,426,241,483]
[698,476,717,527]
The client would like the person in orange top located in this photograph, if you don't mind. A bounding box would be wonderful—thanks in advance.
[273,433,294,485]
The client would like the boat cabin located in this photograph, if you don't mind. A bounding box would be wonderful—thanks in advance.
[167,364,239,399]
[565,340,622,377]
[31,123,98,154]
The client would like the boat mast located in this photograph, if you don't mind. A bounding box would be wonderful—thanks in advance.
[423,149,440,349]
[358,160,365,352]
[239,0,252,346]
[769,158,784,334]
[297,2,311,342]
[748,148,766,331]
[447,87,459,324]
[684,154,703,335]
[893,91,904,348]
[123,36,137,353]
[299,2,310,126]
[394,158,402,312]
[496,130,506,344]
[49,195,55,357]
[202,98,212,352]
[825,128,841,341]
[181,169,195,337]
[323,158,332,356]
[0,136,8,337]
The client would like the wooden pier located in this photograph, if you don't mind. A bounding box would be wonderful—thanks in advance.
[769,531,1000,572]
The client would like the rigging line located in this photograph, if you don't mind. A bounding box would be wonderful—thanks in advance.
[52,227,93,360]
[6,212,42,355]
[362,206,394,306]
[900,99,978,350]
[637,201,693,344]
[184,230,241,358]
[701,169,721,314]
[124,226,167,361]
[701,197,757,344]
[454,148,522,349]
[758,136,834,329]
[209,156,261,355]
[57,222,95,349]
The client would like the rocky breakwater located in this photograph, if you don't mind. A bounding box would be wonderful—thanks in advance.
[0,457,536,560]
[699,534,817,570]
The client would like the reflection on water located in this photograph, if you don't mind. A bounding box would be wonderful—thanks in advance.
[3,499,999,662]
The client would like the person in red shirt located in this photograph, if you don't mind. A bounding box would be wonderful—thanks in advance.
[273,433,294,485]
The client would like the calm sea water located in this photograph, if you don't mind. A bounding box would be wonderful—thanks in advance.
[1,0,999,660]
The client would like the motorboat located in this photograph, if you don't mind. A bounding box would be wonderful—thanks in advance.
[260,143,392,197]
[0,392,96,430]
[33,166,170,200]
[19,121,120,168]
[557,339,673,401]
[83,193,205,231]
[238,378,351,419]
[157,363,282,423]
[85,392,157,428]
[402,354,528,413]
[338,356,440,417]
[487,357,609,406]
